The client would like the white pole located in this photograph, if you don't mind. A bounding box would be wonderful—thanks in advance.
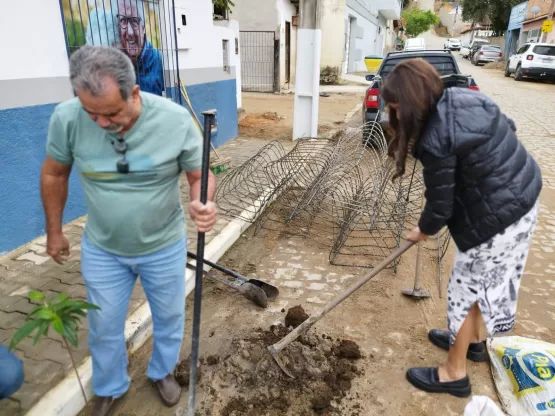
[292,0,322,140]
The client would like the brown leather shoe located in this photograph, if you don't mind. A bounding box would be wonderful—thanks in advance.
[155,374,182,407]
[90,396,116,416]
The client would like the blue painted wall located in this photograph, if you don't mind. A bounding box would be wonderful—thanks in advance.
[0,104,87,254]
[0,78,238,254]
[168,78,239,147]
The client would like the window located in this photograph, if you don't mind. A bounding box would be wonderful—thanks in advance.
[483,46,501,51]
[517,45,530,54]
[380,55,457,78]
[533,45,555,56]
[222,40,230,73]
[214,2,229,20]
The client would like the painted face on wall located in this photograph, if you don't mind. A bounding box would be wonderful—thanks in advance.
[117,0,145,63]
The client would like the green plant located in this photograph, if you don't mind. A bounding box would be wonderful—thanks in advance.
[402,9,440,38]
[213,0,235,14]
[320,66,341,85]
[9,291,100,403]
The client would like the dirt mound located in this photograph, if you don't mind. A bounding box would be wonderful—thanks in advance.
[191,311,365,415]
[285,305,309,328]
[239,112,291,140]
[484,61,505,71]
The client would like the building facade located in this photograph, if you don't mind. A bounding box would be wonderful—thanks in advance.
[0,0,241,254]
[231,0,298,91]
[321,0,401,74]
[506,2,529,57]
[522,0,555,44]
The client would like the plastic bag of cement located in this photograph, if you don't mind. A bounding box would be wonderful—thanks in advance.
[464,396,505,416]
[488,336,555,415]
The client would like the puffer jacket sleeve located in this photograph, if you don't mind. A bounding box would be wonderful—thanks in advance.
[418,151,457,236]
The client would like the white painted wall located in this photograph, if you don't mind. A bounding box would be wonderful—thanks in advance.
[320,0,348,69]
[278,0,298,88]
[0,0,69,80]
[346,5,380,72]
[231,0,279,31]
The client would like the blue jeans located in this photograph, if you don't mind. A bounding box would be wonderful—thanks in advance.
[81,235,186,398]
[0,345,24,399]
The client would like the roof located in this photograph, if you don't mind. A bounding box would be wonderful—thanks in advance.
[385,50,454,58]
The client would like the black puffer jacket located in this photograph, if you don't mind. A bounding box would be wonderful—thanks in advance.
[415,87,542,252]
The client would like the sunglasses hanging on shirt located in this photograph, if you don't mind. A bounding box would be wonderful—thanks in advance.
[112,138,130,174]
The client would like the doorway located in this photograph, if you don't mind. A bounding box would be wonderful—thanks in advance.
[285,22,291,84]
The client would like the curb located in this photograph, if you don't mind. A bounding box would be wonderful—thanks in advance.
[25,201,264,416]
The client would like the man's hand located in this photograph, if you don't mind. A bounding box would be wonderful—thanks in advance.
[46,233,70,264]
[406,227,429,243]
[188,201,218,233]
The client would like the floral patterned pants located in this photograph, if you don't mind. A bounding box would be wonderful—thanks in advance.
[447,201,540,346]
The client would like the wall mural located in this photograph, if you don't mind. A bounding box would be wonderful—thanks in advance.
[61,0,167,96]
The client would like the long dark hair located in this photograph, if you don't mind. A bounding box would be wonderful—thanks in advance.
[381,59,444,180]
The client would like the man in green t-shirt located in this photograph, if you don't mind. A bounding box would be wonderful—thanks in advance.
[41,45,217,415]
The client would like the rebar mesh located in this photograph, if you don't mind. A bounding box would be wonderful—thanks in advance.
[216,122,451,270]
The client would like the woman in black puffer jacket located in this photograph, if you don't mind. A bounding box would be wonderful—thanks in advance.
[382,59,542,398]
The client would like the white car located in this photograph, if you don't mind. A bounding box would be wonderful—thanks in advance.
[444,38,462,51]
[404,38,426,51]
[505,43,555,82]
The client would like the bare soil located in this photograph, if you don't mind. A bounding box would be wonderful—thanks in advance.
[239,93,362,140]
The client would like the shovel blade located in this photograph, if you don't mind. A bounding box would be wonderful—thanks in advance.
[249,279,279,300]
[402,288,431,299]
[239,283,269,308]
[267,346,295,379]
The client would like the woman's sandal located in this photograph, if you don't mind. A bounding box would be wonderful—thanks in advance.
[406,367,471,398]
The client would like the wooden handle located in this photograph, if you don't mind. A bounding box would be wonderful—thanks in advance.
[269,241,415,353]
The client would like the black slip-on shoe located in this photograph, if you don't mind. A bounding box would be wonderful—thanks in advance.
[428,329,487,363]
[406,367,471,398]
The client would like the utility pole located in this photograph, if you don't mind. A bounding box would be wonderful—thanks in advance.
[292,0,322,140]
[541,0,555,43]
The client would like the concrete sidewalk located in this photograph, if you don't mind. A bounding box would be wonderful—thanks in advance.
[0,137,293,416]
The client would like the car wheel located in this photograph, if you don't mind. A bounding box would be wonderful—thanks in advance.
[473,58,479,66]
[514,65,523,81]
[504,62,511,77]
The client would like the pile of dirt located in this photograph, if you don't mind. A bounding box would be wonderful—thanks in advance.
[189,306,365,415]
[239,112,291,139]
[484,61,505,71]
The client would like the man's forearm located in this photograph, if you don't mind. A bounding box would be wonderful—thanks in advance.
[41,173,69,235]
[189,172,216,202]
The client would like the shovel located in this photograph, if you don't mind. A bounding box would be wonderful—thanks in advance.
[267,241,415,378]
[185,262,269,308]
[187,251,279,301]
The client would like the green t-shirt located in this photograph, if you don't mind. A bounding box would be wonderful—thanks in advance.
[46,92,203,256]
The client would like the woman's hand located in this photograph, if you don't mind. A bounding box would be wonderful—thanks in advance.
[406,227,429,243]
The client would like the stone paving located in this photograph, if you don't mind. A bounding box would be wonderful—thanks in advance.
[0,137,293,416]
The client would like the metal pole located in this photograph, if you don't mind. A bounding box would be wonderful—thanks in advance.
[541,0,555,43]
[187,110,216,416]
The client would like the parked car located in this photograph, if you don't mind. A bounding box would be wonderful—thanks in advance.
[472,45,503,66]
[444,38,462,51]
[461,38,489,59]
[404,38,426,51]
[362,50,479,143]
[505,43,555,82]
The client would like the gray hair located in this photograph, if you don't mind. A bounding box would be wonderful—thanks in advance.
[69,45,136,100]
[111,0,146,22]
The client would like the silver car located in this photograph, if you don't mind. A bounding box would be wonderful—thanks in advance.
[472,45,503,66]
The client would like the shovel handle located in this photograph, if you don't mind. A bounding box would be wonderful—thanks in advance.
[269,241,415,354]
[187,251,247,283]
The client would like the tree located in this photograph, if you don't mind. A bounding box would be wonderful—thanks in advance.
[462,0,524,35]
[10,291,100,404]
[402,9,440,38]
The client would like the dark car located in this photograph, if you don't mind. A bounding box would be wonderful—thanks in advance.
[363,50,479,142]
